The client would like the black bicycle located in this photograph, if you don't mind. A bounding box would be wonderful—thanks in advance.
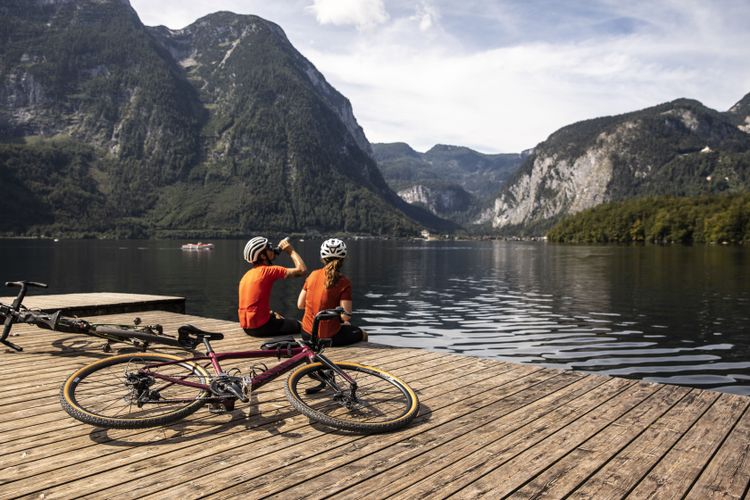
[0,281,196,353]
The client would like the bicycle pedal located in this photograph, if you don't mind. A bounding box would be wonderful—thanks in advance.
[208,403,226,414]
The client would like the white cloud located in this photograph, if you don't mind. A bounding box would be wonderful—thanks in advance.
[307,0,389,30]
[129,0,750,153]
[412,1,439,32]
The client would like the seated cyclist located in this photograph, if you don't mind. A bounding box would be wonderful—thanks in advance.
[297,238,367,347]
[239,236,307,337]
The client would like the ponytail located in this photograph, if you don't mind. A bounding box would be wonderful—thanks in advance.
[323,258,343,288]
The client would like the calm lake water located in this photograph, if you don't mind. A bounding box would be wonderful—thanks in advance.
[1,238,749,394]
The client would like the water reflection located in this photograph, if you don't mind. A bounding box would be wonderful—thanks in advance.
[0,238,748,394]
[354,241,750,395]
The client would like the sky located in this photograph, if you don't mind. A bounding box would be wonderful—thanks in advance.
[129,0,750,154]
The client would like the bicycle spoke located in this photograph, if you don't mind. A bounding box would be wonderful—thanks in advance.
[288,363,416,430]
[62,354,209,426]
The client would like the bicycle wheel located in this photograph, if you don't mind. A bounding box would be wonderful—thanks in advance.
[285,361,419,434]
[60,353,210,429]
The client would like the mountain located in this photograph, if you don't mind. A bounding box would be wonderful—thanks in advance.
[372,142,525,221]
[0,0,453,237]
[727,92,750,133]
[478,98,750,234]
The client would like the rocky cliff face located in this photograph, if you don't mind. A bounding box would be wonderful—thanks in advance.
[479,99,750,233]
[0,0,202,191]
[372,142,524,222]
[0,1,452,236]
[397,184,472,216]
[727,92,750,134]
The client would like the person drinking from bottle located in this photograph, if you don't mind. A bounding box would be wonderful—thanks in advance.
[297,238,367,346]
[239,236,307,337]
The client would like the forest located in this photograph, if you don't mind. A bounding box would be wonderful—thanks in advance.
[546,193,750,244]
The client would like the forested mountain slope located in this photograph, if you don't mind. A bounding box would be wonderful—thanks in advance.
[0,0,452,237]
[479,98,750,235]
[372,142,524,222]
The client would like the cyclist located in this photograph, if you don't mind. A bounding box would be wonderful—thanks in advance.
[297,238,367,346]
[239,236,307,337]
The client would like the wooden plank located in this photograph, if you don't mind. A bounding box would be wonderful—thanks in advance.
[627,393,749,498]
[460,383,690,497]
[685,405,750,499]
[258,372,607,500]
[568,389,721,498]
[0,301,748,499]
[9,363,525,498]
[0,292,186,316]
[126,366,558,500]
[0,344,446,465]
[0,344,484,492]
[386,378,642,499]
[513,384,691,498]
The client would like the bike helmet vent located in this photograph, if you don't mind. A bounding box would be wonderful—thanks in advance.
[244,236,270,263]
[320,238,347,259]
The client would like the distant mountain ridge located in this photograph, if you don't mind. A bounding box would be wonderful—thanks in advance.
[479,97,750,234]
[3,0,749,238]
[372,142,526,221]
[0,0,453,237]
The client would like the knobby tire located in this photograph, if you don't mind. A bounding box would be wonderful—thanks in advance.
[60,353,210,429]
[285,361,419,434]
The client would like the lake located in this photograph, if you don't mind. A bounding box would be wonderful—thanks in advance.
[1,238,749,394]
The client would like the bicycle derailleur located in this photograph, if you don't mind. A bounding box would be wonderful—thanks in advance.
[124,372,158,407]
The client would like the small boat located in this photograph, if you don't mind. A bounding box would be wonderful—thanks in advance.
[181,242,214,251]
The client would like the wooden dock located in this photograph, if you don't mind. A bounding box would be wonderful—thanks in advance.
[1,308,749,498]
[0,292,185,316]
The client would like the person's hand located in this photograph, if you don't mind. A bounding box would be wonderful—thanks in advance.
[278,237,293,254]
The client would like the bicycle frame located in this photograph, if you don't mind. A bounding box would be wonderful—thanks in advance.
[143,346,312,393]
[141,309,358,401]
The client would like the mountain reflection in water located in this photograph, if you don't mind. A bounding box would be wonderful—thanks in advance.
[0,239,748,394]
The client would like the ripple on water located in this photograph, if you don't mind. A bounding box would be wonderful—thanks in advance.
[360,268,750,395]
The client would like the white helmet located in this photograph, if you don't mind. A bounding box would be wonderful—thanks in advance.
[320,238,347,260]
[243,236,270,263]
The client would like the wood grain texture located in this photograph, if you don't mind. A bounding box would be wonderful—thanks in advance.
[0,299,747,498]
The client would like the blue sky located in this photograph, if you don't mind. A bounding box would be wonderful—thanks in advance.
[129,0,750,154]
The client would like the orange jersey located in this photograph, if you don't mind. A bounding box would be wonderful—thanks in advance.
[238,265,288,329]
[301,269,352,339]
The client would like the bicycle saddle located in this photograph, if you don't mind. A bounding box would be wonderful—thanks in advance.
[177,324,224,341]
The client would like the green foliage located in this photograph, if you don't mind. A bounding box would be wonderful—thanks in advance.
[0,3,447,238]
[0,141,106,233]
[373,143,522,200]
[547,193,750,244]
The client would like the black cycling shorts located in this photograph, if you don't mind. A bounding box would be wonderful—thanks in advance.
[244,314,301,337]
[301,324,365,347]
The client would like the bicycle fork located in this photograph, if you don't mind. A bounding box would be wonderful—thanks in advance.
[312,353,359,403]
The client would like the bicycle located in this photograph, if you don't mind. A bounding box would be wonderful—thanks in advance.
[60,308,420,434]
[1,281,194,353]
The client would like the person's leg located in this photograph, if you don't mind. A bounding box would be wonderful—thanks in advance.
[329,325,366,347]
[278,317,301,335]
[243,316,285,337]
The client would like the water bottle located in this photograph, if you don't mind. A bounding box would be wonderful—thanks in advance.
[273,237,290,255]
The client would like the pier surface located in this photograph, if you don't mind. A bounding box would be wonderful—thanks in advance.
[0,291,185,316]
[1,301,749,498]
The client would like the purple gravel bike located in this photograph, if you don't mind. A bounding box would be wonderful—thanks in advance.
[60,308,419,434]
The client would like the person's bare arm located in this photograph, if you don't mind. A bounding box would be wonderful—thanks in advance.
[297,289,307,310]
[340,299,353,325]
[279,239,306,277]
